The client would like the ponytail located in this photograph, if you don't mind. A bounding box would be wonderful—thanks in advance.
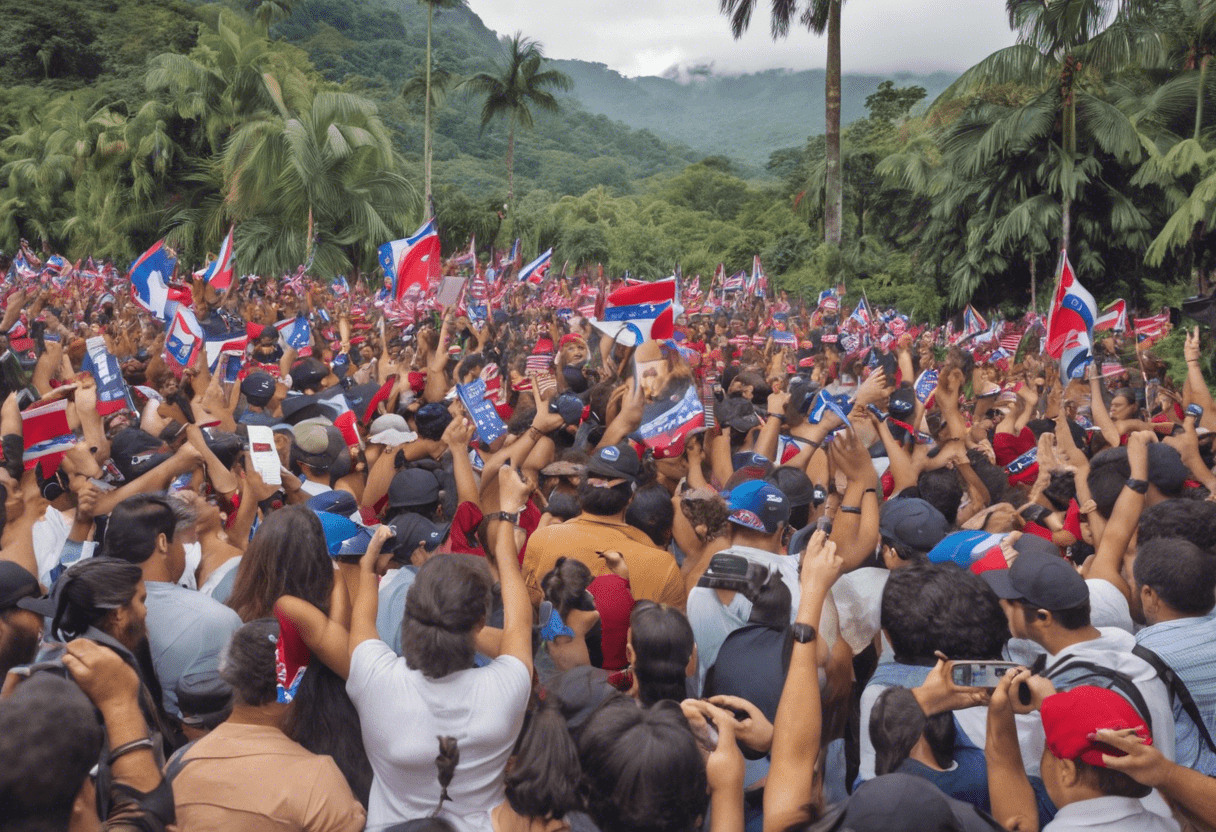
[432,736,460,816]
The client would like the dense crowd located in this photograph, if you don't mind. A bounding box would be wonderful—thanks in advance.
[0,246,1214,832]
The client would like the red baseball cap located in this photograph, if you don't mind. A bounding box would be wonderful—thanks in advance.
[1041,686,1151,767]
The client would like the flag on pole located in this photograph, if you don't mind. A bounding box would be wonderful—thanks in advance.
[164,306,205,378]
[129,240,177,318]
[592,278,682,346]
[850,294,873,328]
[1094,299,1127,333]
[1045,252,1097,379]
[1134,311,1170,343]
[963,304,987,337]
[723,271,745,292]
[379,218,441,302]
[751,255,767,298]
[519,249,553,285]
[200,225,236,292]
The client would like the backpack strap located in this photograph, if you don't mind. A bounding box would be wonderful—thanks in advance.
[1045,659,1154,736]
[162,739,200,784]
[1132,644,1216,755]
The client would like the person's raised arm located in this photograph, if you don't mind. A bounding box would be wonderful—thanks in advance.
[755,389,789,463]
[346,524,396,656]
[1086,429,1153,603]
[985,669,1040,832]
[827,428,880,571]
[763,530,843,832]
[443,411,480,506]
[1088,365,1121,448]
[492,465,535,675]
[423,309,455,403]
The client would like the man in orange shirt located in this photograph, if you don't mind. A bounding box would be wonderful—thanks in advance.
[522,444,685,610]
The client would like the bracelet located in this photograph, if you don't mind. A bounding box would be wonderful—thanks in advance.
[864,487,877,495]
[1125,478,1150,495]
[109,737,154,763]
[839,505,862,515]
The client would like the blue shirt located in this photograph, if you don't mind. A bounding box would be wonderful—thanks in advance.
[1135,612,1216,775]
[375,567,417,656]
[144,581,242,717]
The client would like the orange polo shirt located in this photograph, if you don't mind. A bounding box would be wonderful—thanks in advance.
[522,513,686,611]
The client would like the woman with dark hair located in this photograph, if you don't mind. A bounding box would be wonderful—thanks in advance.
[279,463,536,832]
[225,505,372,806]
[625,484,675,548]
[627,601,695,706]
[538,557,602,674]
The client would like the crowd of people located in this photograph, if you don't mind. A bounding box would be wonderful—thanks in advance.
[0,245,1214,832]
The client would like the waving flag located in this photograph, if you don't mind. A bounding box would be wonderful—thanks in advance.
[129,240,177,318]
[592,278,682,346]
[1046,253,1097,378]
[1134,311,1170,344]
[380,218,441,302]
[850,294,873,328]
[200,225,236,292]
[164,306,205,378]
[963,305,987,337]
[519,248,553,285]
[1094,299,1127,333]
[509,238,522,271]
[21,399,75,477]
[750,256,768,297]
[723,271,746,292]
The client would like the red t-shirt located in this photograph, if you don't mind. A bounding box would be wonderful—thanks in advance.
[994,427,1038,485]
[587,574,635,671]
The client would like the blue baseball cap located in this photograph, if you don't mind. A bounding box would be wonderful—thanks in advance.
[927,531,1003,568]
[312,510,374,558]
[727,480,790,534]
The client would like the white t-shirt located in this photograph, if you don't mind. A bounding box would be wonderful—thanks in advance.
[1085,578,1135,633]
[32,506,71,585]
[346,640,530,832]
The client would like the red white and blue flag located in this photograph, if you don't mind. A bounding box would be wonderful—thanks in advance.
[164,306,205,378]
[380,218,441,302]
[1094,299,1127,333]
[963,304,987,337]
[750,255,767,297]
[850,294,873,328]
[200,225,236,292]
[129,240,177,318]
[519,248,553,285]
[1046,253,1097,379]
[21,399,75,477]
[592,278,682,346]
[723,271,746,292]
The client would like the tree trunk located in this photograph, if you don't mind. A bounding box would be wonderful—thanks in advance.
[823,0,843,246]
[424,1,433,207]
[1029,256,1037,310]
[1061,92,1076,255]
[1196,54,1210,142]
[506,113,516,235]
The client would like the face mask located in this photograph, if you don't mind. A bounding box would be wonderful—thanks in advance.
[179,541,203,591]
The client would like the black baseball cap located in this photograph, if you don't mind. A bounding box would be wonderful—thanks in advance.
[387,468,441,510]
[982,541,1089,611]
[240,372,276,407]
[389,512,451,555]
[110,428,172,482]
[176,671,234,728]
[0,562,38,610]
[584,443,640,483]
[289,358,329,391]
[767,465,815,508]
[716,397,761,432]
[879,498,949,553]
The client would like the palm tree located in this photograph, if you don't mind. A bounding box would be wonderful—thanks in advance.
[933,0,1164,254]
[250,0,297,36]
[402,61,459,206]
[415,0,466,207]
[464,32,572,233]
[719,0,845,246]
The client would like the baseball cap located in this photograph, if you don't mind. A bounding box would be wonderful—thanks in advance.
[312,510,377,557]
[766,465,814,508]
[306,490,359,518]
[387,468,441,510]
[716,397,761,432]
[1041,686,1152,767]
[584,444,640,483]
[368,413,416,447]
[289,358,328,391]
[343,382,382,424]
[390,512,451,554]
[414,402,452,440]
[879,498,949,553]
[927,530,1004,569]
[110,428,172,482]
[550,391,585,426]
[291,421,351,477]
[0,562,38,610]
[981,541,1088,610]
[176,671,233,728]
[727,480,790,534]
[240,372,276,407]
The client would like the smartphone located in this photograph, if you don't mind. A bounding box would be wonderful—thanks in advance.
[247,425,282,486]
[222,351,242,384]
[951,661,1022,688]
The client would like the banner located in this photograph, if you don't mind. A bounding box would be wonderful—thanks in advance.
[82,336,134,417]
[457,378,507,445]
[635,383,704,459]
[164,306,204,378]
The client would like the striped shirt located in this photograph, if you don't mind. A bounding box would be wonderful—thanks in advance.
[1135,612,1216,775]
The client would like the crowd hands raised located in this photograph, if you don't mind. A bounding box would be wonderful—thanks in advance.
[0,262,1214,832]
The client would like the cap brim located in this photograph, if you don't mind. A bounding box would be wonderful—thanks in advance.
[585,459,634,482]
[16,595,56,617]
[981,569,1020,599]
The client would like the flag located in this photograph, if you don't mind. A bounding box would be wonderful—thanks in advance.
[1134,311,1170,342]
[200,225,236,292]
[750,255,767,297]
[21,399,75,477]
[592,278,682,346]
[1045,253,1097,379]
[519,248,553,284]
[1094,299,1127,333]
[723,271,746,292]
[164,306,205,378]
[850,294,873,328]
[635,384,705,459]
[963,304,987,337]
[129,240,177,318]
[379,218,441,302]
[509,238,522,270]
[998,323,1024,353]
[451,235,476,268]
[82,336,135,417]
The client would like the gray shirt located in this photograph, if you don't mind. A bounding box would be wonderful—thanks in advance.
[144,581,242,717]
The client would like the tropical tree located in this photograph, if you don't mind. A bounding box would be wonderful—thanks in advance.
[719,0,846,246]
[248,0,297,36]
[415,0,466,206]
[464,32,572,235]
[402,60,459,206]
[933,0,1165,253]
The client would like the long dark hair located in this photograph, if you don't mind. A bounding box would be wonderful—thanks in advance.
[403,554,492,678]
[227,506,332,621]
[541,557,593,618]
[505,700,582,821]
[629,602,693,707]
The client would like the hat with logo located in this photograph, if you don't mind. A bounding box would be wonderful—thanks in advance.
[981,541,1088,610]
[390,512,451,554]
[240,372,276,407]
[584,443,641,484]
[291,421,351,477]
[727,480,790,534]
[1041,686,1152,767]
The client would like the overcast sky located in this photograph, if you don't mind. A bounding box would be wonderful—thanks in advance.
[465,0,1018,78]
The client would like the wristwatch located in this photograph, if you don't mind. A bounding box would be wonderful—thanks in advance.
[489,511,521,525]
[790,623,817,644]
